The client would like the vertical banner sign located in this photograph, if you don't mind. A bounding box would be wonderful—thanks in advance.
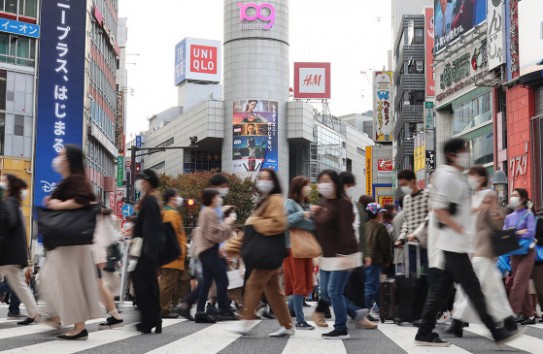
[34,0,86,208]
[117,156,124,187]
[365,146,373,196]
[373,72,393,142]
[232,100,278,174]
[487,0,505,70]
[424,101,434,129]
[414,134,426,188]
[424,7,435,96]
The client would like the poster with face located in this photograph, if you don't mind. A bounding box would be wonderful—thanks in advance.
[232,100,278,174]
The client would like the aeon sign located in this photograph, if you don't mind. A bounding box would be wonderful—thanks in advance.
[237,2,275,30]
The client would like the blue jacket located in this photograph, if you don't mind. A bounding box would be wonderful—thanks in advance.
[285,199,315,248]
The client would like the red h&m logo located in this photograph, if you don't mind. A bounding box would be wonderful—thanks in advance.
[303,74,322,87]
[190,45,218,74]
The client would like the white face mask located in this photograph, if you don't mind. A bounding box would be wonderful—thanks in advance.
[229,213,238,221]
[52,156,64,173]
[401,185,413,195]
[135,180,143,192]
[509,196,521,208]
[256,180,274,194]
[455,152,470,168]
[303,186,312,197]
[175,196,183,207]
[218,188,229,197]
[317,182,335,199]
[0,181,7,190]
[344,187,353,198]
[21,190,28,201]
[467,176,480,190]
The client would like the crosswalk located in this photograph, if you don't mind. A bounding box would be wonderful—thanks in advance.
[0,304,541,353]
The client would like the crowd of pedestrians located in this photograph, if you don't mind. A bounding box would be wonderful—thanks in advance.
[0,138,542,346]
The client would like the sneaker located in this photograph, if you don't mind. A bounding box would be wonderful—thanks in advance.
[492,327,525,345]
[230,320,253,335]
[98,316,124,330]
[353,308,370,322]
[415,332,451,347]
[6,312,25,320]
[322,329,350,340]
[504,316,518,331]
[521,317,536,325]
[324,307,332,319]
[295,321,315,330]
[444,319,464,338]
[311,311,329,327]
[206,303,219,315]
[356,317,378,329]
[269,326,295,337]
[175,306,195,321]
[194,312,216,324]
[161,312,180,319]
[436,310,450,324]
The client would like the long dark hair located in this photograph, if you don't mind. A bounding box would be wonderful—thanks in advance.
[259,168,282,195]
[289,176,310,204]
[64,144,86,176]
[6,174,26,201]
[317,169,345,200]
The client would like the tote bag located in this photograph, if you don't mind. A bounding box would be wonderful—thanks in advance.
[241,225,288,270]
[290,228,322,258]
[38,206,98,250]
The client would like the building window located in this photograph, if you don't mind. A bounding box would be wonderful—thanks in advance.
[346,158,352,173]
[1,0,37,18]
[407,90,425,105]
[414,28,424,44]
[469,132,494,166]
[14,114,23,135]
[453,91,492,135]
[0,33,35,67]
[532,116,543,211]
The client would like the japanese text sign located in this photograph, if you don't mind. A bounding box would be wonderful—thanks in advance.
[373,72,393,142]
[0,18,40,38]
[34,0,86,208]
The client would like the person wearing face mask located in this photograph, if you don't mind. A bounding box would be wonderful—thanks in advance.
[131,169,163,334]
[209,173,230,219]
[159,188,189,319]
[414,138,521,347]
[283,176,317,330]
[0,174,40,326]
[192,189,236,323]
[311,170,363,340]
[446,165,517,336]
[232,169,293,337]
[504,188,537,325]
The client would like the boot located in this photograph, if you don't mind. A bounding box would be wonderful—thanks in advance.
[503,316,518,331]
[444,319,464,338]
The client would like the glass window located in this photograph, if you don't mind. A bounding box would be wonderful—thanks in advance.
[453,92,492,135]
[414,28,424,44]
[25,0,37,18]
[0,70,6,111]
[0,33,8,57]
[470,132,494,166]
[14,114,24,136]
[5,0,17,14]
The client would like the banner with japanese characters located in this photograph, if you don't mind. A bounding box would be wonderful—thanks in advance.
[232,99,278,175]
[34,0,86,207]
[373,72,393,143]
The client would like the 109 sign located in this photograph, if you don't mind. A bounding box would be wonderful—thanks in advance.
[238,2,275,30]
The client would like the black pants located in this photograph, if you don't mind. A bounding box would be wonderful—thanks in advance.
[345,266,366,308]
[418,251,496,334]
[197,245,229,312]
[133,254,161,326]
[427,267,455,313]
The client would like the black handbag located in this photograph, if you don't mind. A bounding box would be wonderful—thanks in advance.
[37,206,98,250]
[158,222,182,266]
[491,227,520,256]
[241,224,288,270]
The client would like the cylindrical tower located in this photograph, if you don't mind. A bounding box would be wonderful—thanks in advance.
[222,0,290,186]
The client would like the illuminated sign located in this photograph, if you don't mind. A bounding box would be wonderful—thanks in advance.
[293,62,331,99]
[175,38,221,85]
[238,2,276,30]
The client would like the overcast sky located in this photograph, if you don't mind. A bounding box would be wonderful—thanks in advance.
[119,0,392,137]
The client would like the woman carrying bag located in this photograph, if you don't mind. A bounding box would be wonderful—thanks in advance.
[232,169,293,337]
[0,174,40,326]
[284,176,320,330]
[40,145,101,340]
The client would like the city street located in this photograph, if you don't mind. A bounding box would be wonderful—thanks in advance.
[1,303,541,354]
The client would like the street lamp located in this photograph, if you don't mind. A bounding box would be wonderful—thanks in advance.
[493,170,508,206]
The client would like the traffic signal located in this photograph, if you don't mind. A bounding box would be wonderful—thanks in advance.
[187,199,195,207]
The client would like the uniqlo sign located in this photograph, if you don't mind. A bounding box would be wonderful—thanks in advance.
[175,38,221,85]
[293,62,331,99]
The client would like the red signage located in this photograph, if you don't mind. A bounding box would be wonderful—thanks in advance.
[425,7,435,96]
[293,62,331,99]
[189,45,218,75]
[377,159,394,172]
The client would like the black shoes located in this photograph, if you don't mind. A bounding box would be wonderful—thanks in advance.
[444,319,465,338]
[503,316,518,331]
[262,311,276,319]
[175,306,195,321]
[521,317,536,325]
[194,312,216,324]
[214,310,239,321]
[492,327,523,345]
[415,332,451,347]
[136,322,162,334]
[161,312,180,319]
[17,317,37,326]
[98,316,124,330]
[57,329,89,340]
[322,329,350,340]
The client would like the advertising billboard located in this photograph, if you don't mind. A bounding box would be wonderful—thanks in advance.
[414,133,426,188]
[34,0,87,207]
[365,146,372,195]
[293,62,331,99]
[424,7,436,96]
[487,0,505,70]
[373,72,393,143]
[175,38,221,85]
[434,0,487,53]
[232,100,278,174]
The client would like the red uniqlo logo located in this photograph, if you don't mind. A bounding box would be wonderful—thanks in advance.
[190,45,217,74]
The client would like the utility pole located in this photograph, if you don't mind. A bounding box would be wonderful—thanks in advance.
[126,136,199,204]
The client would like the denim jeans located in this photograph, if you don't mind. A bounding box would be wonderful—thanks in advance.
[319,269,352,331]
[196,245,229,312]
[364,265,381,311]
[288,294,305,323]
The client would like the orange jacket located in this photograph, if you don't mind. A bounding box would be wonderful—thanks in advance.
[161,206,187,270]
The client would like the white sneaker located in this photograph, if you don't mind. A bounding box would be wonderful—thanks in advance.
[269,326,295,337]
[230,320,253,335]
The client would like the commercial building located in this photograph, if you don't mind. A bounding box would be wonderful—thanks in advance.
[136,0,372,200]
